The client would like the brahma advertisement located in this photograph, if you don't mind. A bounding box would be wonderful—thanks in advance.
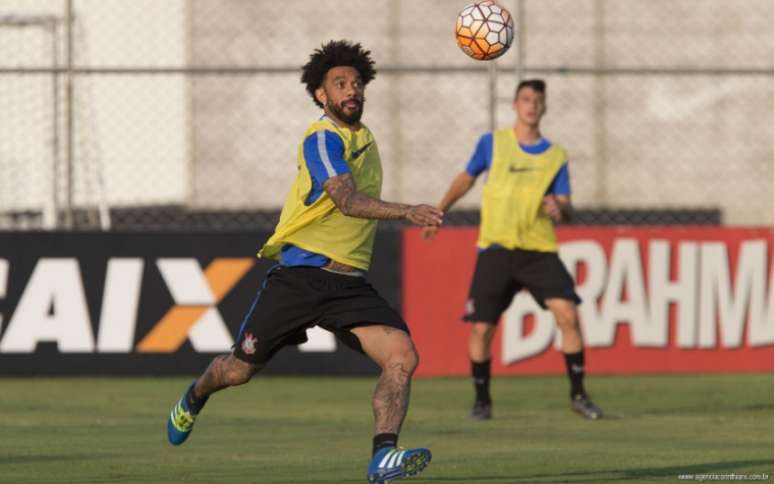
[404,227,774,376]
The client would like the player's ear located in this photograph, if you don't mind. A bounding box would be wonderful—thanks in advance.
[315,87,327,106]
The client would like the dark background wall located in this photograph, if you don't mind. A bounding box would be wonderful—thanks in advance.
[0,231,401,376]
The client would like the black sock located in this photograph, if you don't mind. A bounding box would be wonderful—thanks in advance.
[185,381,209,414]
[563,351,586,399]
[471,359,492,404]
[372,433,398,456]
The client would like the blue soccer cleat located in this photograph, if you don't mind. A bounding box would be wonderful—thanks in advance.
[367,446,432,483]
[167,383,199,445]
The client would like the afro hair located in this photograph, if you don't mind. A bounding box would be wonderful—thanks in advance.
[301,40,376,108]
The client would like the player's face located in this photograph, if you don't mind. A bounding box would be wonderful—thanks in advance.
[316,66,365,126]
[513,87,546,127]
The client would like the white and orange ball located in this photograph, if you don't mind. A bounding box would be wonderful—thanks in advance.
[455,1,514,61]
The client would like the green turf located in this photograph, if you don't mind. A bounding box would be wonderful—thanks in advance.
[0,374,772,483]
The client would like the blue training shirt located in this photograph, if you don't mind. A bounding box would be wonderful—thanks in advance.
[280,121,352,267]
[465,133,570,196]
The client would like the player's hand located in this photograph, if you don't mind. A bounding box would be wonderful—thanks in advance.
[421,225,439,240]
[542,195,561,221]
[406,205,443,227]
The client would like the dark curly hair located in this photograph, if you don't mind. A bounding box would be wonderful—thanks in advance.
[301,40,376,108]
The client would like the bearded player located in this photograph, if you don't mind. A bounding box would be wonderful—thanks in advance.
[166,40,441,484]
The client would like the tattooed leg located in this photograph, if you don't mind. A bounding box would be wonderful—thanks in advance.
[193,354,259,400]
[351,325,419,434]
[373,358,414,434]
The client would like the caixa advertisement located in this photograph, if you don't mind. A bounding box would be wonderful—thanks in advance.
[404,227,774,376]
[0,232,403,375]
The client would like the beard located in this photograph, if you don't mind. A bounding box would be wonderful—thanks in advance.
[327,98,364,125]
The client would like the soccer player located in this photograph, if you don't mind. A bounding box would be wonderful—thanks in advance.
[422,79,603,421]
[166,40,440,484]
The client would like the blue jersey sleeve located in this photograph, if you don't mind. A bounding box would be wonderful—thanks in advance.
[302,130,351,185]
[465,133,493,177]
[546,162,571,196]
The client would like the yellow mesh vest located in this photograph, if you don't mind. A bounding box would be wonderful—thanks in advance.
[477,128,567,252]
[258,118,382,270]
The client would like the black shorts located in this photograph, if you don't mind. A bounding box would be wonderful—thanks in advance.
[463,248,581,324]
[233,265,409,365]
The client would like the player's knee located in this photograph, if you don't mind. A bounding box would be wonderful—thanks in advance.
[385,344,419,375]
[556,315,580,336]
[220,355,258,386]
[471,322,496,340]
[404,345,419,374]
[223,365,254,386]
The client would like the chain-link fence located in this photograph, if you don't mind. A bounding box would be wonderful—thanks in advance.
[1,0,771,231]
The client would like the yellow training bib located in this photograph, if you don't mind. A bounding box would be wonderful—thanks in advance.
[259,118,382,270]
[478,128,567,252]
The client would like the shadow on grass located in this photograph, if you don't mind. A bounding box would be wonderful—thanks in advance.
[741,403,774,412]
[421,459,774,482]
[0,453,114,464]
[639,402,774,416]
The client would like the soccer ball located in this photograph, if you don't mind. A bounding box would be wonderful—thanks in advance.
[455,1,514,61]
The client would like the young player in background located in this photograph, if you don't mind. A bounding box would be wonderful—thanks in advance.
[166,40,441,484]
[423,79,603,421]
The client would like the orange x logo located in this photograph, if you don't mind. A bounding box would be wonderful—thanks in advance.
[136,258,254,352]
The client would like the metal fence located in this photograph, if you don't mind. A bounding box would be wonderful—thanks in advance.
[1,0,771,230]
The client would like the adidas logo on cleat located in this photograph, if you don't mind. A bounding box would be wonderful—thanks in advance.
[367,446,432,483]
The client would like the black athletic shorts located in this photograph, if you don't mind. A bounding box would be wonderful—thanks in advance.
[463,247,582,324]
[233,265,409,365]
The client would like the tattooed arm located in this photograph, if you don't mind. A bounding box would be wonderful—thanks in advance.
[324,173,443,226]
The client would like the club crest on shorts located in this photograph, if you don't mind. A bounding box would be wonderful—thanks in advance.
[241,333,258,355]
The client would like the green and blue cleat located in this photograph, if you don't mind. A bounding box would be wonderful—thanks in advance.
[167,382,199,445]
[367,446,432,483]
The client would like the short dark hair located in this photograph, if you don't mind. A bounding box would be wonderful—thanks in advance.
[301,40,376,108]
[515,79,546,99]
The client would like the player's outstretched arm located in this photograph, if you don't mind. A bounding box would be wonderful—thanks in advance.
[324,173,443,226]
[437,172,476,212]
[422,171,475,240]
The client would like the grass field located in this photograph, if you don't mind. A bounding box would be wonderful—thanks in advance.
[1,374,772,483]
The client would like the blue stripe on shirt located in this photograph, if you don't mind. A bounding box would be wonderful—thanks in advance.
[286,129,350,267]
[302,130,350,205]
[280,244,330,267]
